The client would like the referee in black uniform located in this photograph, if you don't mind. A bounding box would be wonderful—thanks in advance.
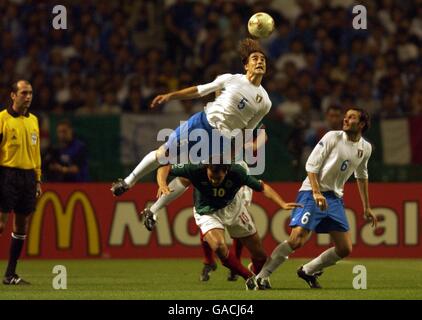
[0,80,42,285]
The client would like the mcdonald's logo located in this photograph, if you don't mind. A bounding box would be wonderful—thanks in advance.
[28,191,101,256]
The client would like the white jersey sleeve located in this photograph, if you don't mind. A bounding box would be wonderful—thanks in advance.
[354,142,372,179]
[197,73,233,97]
[305,131,338,173]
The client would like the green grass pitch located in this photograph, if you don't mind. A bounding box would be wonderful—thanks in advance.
[1,259,422,300]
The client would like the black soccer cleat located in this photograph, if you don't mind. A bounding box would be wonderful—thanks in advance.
[297,266,323,289]
[245,276,258,290]
[256,277,272,290]
[110,179,129,196]
[142,209,156,231]
[3,274,30,285]
[227,269,239,282]
[200,263,217,281]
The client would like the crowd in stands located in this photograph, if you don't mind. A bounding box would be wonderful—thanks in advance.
[0,0,420,122]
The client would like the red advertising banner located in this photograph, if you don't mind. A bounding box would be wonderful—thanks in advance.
[0,183,420,259]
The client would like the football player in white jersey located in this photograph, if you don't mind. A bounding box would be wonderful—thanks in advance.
[111,38,271,196]
[254,108,378,289]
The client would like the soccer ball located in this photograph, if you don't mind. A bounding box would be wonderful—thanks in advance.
[247,12,275,38]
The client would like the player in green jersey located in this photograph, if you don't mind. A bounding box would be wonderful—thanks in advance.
[143,163,302,290]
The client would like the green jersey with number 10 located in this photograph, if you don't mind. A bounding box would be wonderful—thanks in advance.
[170,163,263,215]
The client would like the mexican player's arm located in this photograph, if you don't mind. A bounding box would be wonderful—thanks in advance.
[260,182,302,210]
[156,165,173,196]
[355,144,377,227]
[156,165,191,196]
[240,168,302,210]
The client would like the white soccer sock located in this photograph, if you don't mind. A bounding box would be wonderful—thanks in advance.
[302,247,342,275]
[257,240,293,278]
[124,151,159,187]
[150,178,188,219]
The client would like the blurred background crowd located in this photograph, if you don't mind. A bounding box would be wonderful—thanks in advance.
[0,0,421,181]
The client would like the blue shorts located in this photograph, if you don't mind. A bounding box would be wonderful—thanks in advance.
[289,191,349,233]
[164,111,232,162]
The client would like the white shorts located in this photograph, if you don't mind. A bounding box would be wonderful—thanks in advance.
[236,161,253,206]
[194,191,256,239]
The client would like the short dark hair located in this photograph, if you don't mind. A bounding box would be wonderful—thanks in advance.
[326,104,343,113]
[205,163,231,173]
[347,107,370,133]
[239,38,266,66]
[11,80,31,93]
[57,118,73,129]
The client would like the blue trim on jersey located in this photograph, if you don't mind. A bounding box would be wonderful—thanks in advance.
[165,111,231,160]
[289,191,349,233]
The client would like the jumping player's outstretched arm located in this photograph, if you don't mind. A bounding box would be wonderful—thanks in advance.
[150,86,201,109]
[150,73,232,109]
[260,182,302,210]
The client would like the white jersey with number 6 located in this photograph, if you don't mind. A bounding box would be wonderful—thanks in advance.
[197,73,271,137]
[299,130,372,198]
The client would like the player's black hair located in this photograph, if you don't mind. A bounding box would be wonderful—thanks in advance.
[346,107,371,133]
[239,38,266,66]
[205,163,231,173]
[326,104,343,113]
[11,80,31,93]
[57,118,73,129]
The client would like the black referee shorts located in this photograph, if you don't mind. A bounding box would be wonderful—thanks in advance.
[0,166,37,215]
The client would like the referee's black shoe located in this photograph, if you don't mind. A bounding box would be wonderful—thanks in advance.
[3,274,30,285]
[297,266,323,289]
[111,179,129,196]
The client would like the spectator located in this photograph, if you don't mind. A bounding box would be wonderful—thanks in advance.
[0,0,418,129]
[355,83,381,118]
[305,104,343,149]
[275,84,302,124]
[379,93,403,119]
[42,119,89,182]
[276,38,307,71]
[266,19,291,60]
[0,0,419,189]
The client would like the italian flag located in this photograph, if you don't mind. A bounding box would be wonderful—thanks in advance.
[380,116,422,164]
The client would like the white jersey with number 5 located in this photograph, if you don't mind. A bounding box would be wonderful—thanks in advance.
[197,73,271,137]
[300,130,372,198]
